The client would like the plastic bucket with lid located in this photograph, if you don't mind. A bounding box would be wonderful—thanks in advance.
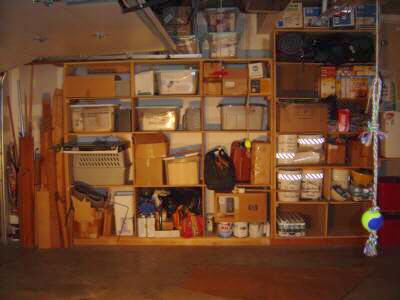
[217,222,233,238]
[301,169,324,200]
[277,135,298,165]
[233,222,249,238]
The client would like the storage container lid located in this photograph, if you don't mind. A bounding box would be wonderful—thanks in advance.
[70,104,120,108]
[136,106,182,109]
[217,103,266,108]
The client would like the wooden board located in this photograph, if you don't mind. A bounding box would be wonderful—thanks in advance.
[35,189,52,249]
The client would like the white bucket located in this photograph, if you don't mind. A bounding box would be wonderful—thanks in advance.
[332,169,350,189]
[277,135,298,165]
[278,170,302,202]
[301,169,324,200]
[233,222,249,238]
[249,222,264,238]
[217,222,233,238]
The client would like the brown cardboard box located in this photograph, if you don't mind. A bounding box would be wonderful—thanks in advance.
[204,62,223,78]
[349,140,372,167]
[278,103,328,132]
[214,193,267,222]
[223,68,248,96]
[327,143,346,165]
[251,142,271,184]
[250,78,272,95]
[64,76,116,98]
[134,133,168,186]
[72,196,103,239]
[204,80,222,95]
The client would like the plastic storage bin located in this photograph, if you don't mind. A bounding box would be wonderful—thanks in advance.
[218,103,266,130]
[71,104,119,132]
[163,153,200,185]
[156,70,198,95]
[73,151,130,185]
[277,170,302,202]
[183,107,201,131]
[136,106,180,131]
[204,8,237,32]
[209,32,239,58]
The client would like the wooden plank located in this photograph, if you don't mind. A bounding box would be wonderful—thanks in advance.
[74,236,270,246]
[35,189,52,249]
[18,135,35,248]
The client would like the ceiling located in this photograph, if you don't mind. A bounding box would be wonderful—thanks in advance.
[0,0,173,72]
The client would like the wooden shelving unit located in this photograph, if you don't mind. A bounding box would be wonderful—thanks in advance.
[271,28,375,243]
[63,58,273,246]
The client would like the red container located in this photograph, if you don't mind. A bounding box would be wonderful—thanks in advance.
[230,140,251,182]
[378,177,400,212]
[379,217,400,248]
[337,108,350,132]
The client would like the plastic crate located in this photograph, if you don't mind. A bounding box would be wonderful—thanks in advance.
[73,151,130,185]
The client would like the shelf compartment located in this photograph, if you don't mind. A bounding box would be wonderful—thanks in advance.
[328,201,371,236]
[276,202,327,237]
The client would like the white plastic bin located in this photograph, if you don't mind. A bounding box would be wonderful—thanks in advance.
[136,106,180,131]
[278,170,302,202]
[156,70,198,95]
[301,169,324,200]
[71,104,119,132]
[209,32,239,58]
[218,103,266,130]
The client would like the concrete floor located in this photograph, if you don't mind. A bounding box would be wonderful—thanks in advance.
[0,245,399,300]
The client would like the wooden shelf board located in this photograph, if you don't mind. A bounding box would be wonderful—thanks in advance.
[275,28,375,33]
[236,184,271,188]
[380,157,400,161]
[66,96,132,100]
[74,236,270,246]
[329,200,372,205]
[135,95,201,99]
[276,201,328,205]
[70,184,133,188]
[276,165,372,170]
[68,131,132,136]
[134,184,204,188]
[271,235,368,246]
[205,130,270,134]
[133,130,203,134]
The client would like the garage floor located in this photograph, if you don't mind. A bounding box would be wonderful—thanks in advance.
[0,245,399,300]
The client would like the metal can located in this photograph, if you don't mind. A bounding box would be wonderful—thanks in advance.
[138,214,147,237]
[337,108,350,132]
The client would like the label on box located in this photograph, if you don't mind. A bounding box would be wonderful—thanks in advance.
[248,63,264,79]
[321,66,336,98]
[303,7,329,28]
[225,81,236,88]
[276,2,303,28]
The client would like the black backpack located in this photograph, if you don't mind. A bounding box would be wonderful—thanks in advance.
[205,148,236,192]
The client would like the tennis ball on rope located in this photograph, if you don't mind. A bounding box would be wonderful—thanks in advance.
[361,209,384,232]
[244,138,251,149]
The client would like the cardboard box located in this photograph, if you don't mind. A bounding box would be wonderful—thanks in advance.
[382,112,400,158]
[303,6,329,28]
[214,193,267,222]
[204,80,222,95]
[134,133,168,186]
[73,196,103,239]
[250,78,271,95]
[276,1,303,28]
[356,4,376,28]
[321,67,336,98]
[64,75,115,98]
[327,143,346,165]
[204,62,223,78]
[251,142,271,185]
[223,68,248,96]
[164,153,200,185]
[349,140,372,167]
[278,103,328,132]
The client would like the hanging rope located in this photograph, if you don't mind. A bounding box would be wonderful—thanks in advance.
[360,0,384,257]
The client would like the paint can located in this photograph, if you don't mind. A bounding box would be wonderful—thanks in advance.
[233,222,248,238]
[263,221,270,237]
[206,214,214,233]
[249,222,264,238]
[217,222,233,238]
[146,214,155,237]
